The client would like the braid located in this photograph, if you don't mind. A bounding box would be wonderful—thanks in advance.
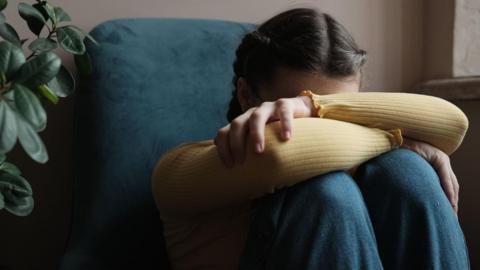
[251,30,273,46]
[227,30,275,122]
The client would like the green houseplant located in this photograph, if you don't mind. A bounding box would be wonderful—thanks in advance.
[0,0,96,216]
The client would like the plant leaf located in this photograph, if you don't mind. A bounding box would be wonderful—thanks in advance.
[16,113,48,163]
[0,40,26,79]
[5,195,34,216]
[0,192,4,210]
[15,51,61,88]
[0,23,21,47]
[32,2,48,21]
[0,172,34,216]
[0,161,20,176]
[0,100,17,153]
[42,2,56,24]
[0,152,5,163]
[28,37,57,53]
[56,26,85,54]
[0,0,6,11]
[37,84,58,104]
[67,25,98,46]
[13,84,46,131]
[0,173,32,197]
[54,7,70,22]
[47,65,74,97]
[74,51,92,75]
[0,12,5,24]
[18,2,46,36]
[18,2,46,23]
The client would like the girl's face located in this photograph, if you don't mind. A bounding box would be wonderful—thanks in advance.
[238,66,361,110]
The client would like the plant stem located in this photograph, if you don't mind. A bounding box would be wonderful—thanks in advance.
[26,51,37,60]
[48,26,56,38]
[2,87,13,96]
[0,82,13,96]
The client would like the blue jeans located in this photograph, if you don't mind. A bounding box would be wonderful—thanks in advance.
[238,149,470,270]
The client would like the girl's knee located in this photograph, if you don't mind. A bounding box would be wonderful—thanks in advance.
[286,171,366,215]
[369,148,437,178]
[356,149,446,210]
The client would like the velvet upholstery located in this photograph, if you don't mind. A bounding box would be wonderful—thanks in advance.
[59,18,255,269]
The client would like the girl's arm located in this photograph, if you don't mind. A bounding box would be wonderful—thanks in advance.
[153,91,469,220]
[152,118,401,219]
[298,90,469,155]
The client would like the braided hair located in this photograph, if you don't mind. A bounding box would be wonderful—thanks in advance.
[227,8,367,122]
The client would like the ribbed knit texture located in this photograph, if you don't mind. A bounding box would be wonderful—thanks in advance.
[300,90,469,155]
[153,118,401,219]
[151,91,469,270]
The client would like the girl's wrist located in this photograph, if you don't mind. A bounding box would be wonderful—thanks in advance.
[297,96,315,117]
[296,90,318,117]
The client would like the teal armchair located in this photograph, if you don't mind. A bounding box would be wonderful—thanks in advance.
[59,18,254,269]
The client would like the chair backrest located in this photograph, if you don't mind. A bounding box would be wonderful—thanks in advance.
[59,18,255,269]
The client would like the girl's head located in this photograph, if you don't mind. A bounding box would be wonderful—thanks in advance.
[227,8,367,122]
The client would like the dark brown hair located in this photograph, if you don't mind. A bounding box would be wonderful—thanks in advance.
[227,8,366,122]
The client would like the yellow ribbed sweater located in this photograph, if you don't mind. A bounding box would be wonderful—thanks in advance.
[151,91,468,270]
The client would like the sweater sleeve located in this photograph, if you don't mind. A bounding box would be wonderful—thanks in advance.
[152,118,401,219]
[297,90,469,155]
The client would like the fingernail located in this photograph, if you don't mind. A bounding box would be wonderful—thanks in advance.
[283,130,291,140]
[256,143,263,153]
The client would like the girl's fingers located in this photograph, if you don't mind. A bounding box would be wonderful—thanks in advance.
[248,102,274,154]
[400,138,459,214]
[228,108,255,164]
[435,157,456,211]
[275,99,294,140]
[218,96,309,165]
[214,125,234,168]
[450,168,459,214]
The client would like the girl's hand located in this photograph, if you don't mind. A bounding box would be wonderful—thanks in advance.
[401,137,459,214]
[214,96,314,168]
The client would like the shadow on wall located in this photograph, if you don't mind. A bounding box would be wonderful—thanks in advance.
[0,98,75,270]
[452,100,480,269]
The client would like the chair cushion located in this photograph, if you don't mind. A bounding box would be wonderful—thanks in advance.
[59,18,255,269]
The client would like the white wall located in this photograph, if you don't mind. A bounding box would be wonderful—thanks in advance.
[454,0,480,76]
[5,0,425,91]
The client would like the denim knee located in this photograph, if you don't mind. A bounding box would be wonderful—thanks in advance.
[284,171,367,217]
[356,148,447,211]
[241,171,382,270]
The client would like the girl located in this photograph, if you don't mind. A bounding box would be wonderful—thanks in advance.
[153,8,470,269]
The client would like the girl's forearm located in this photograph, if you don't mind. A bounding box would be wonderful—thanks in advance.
[298,90,469,155]
[152,118,400,219]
